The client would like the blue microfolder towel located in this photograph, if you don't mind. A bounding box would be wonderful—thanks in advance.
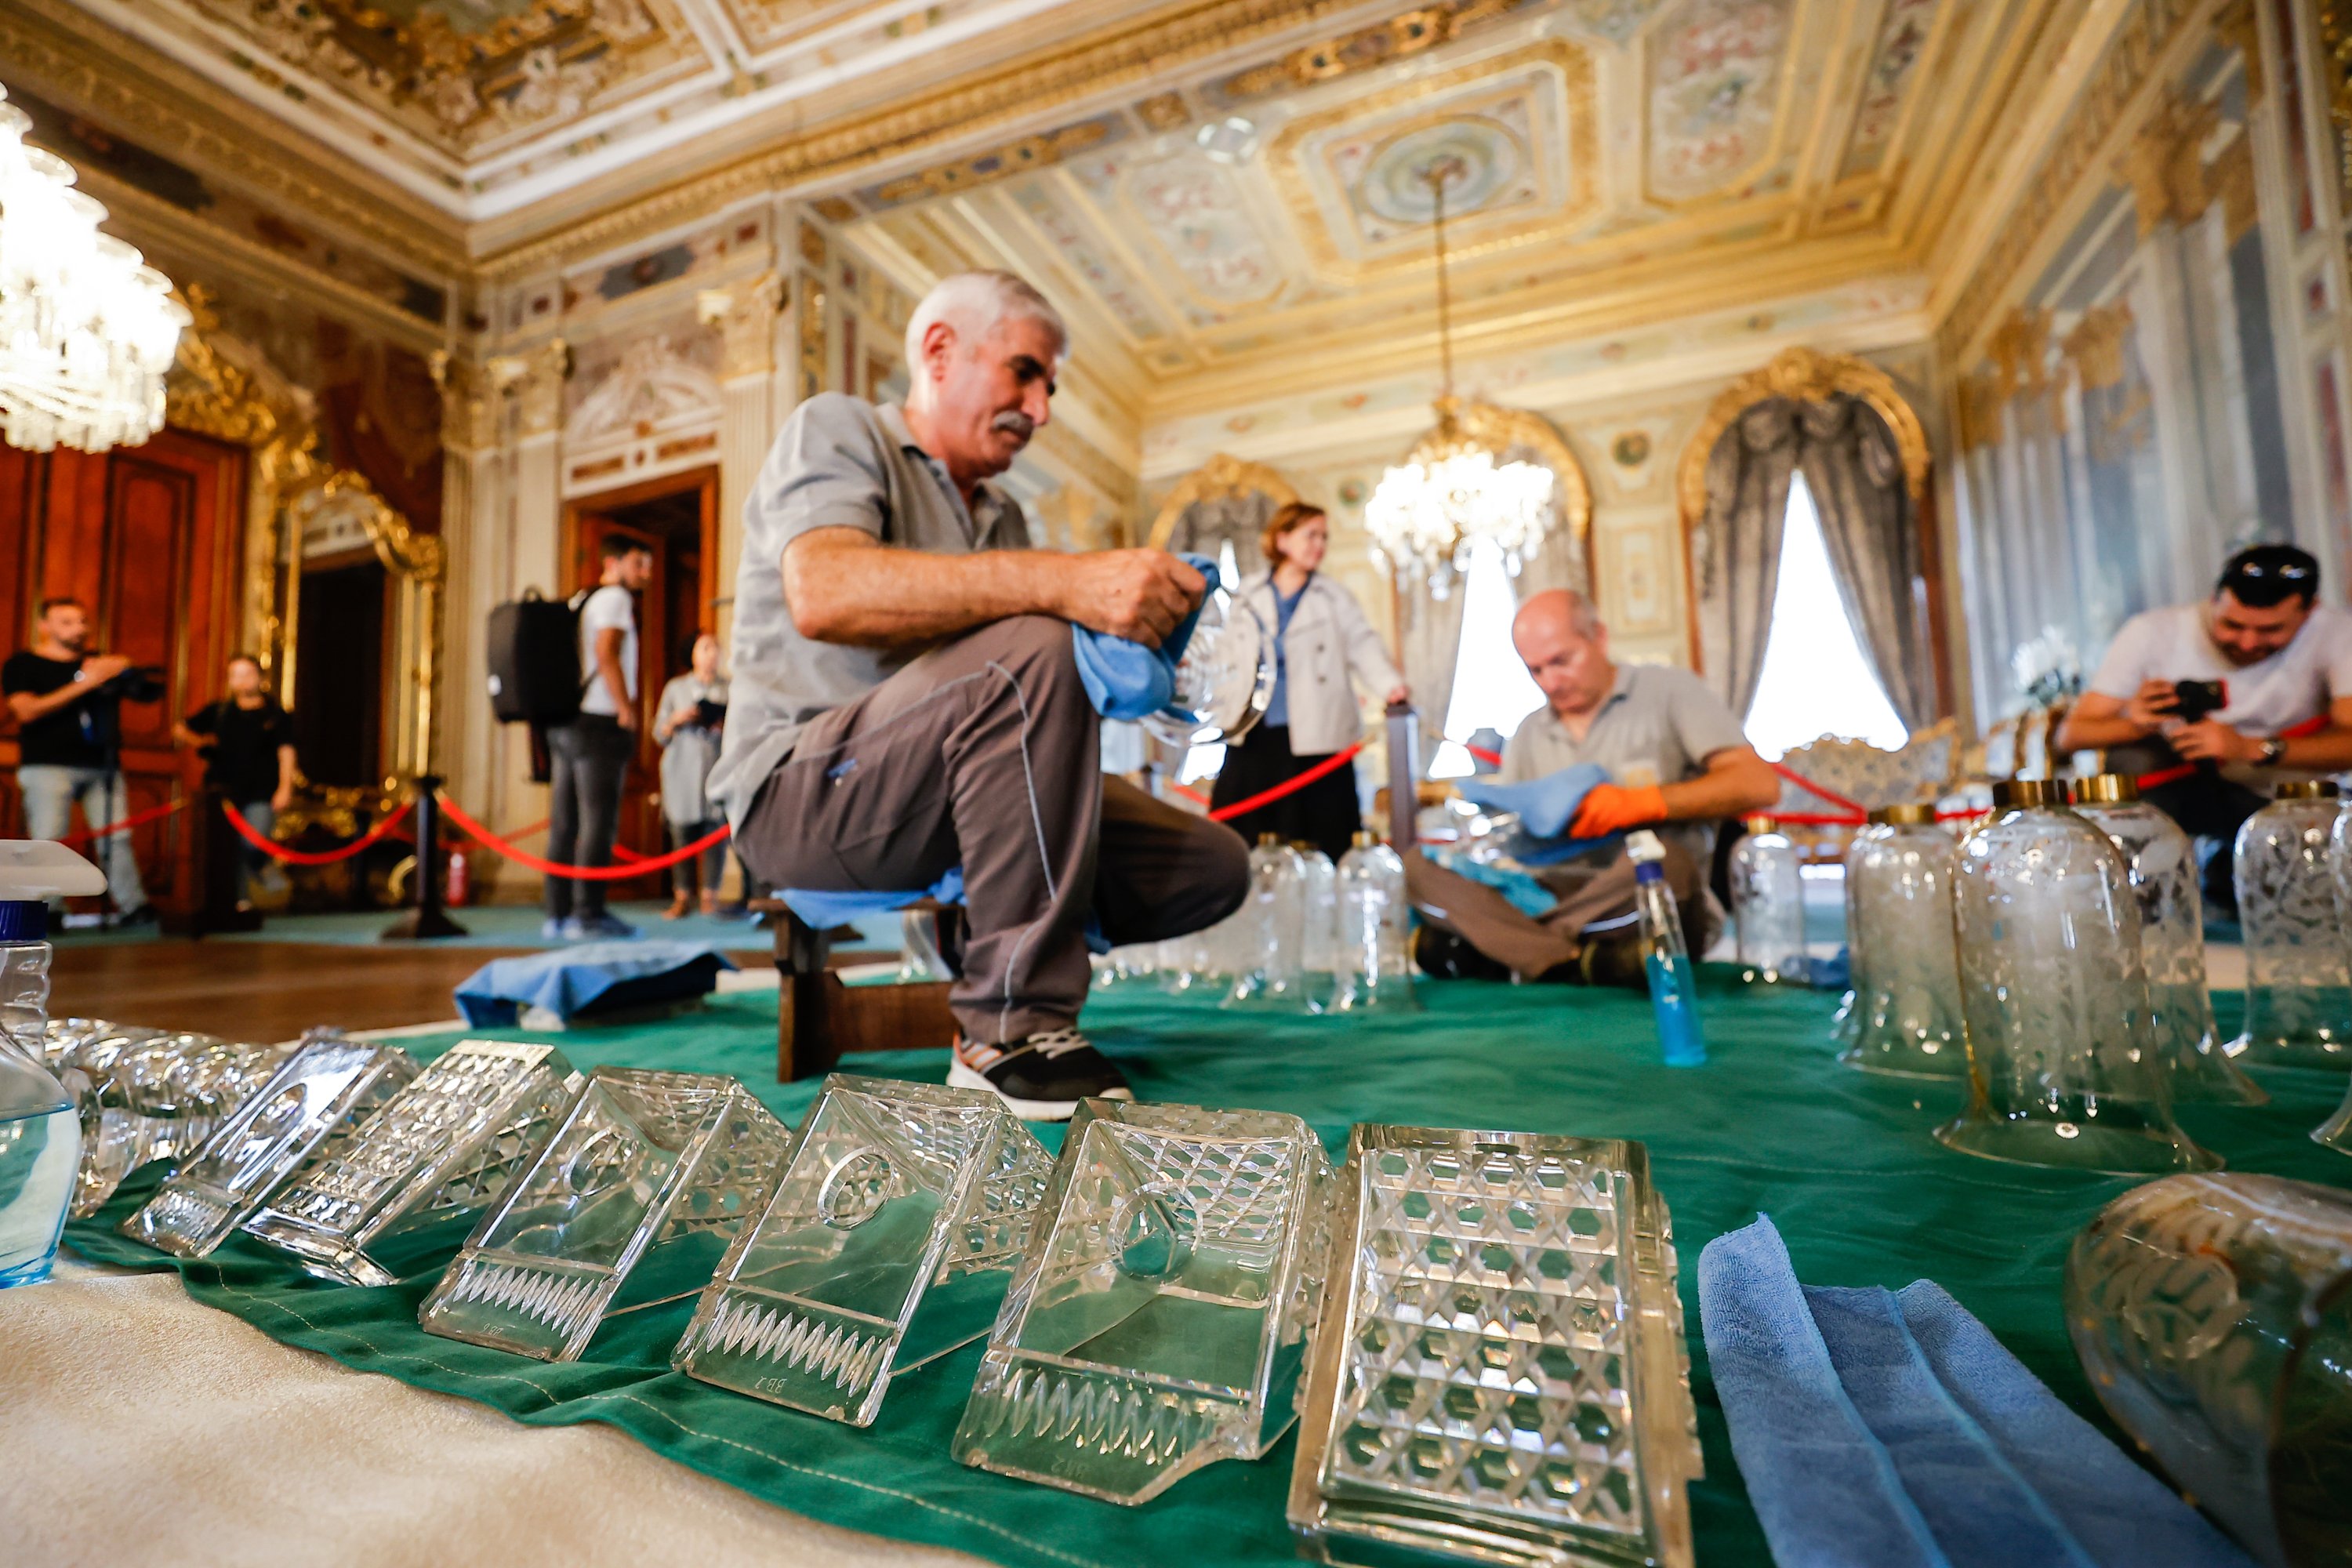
[779,867,967,930]
[1072,554,1220,722]
[1457,761,1610,840]
[1698,1215,2256,1568]
[455,940,737,1027]
[1424,847,1555,918]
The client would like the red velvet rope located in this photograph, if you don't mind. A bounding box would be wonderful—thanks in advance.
[437,793,731,880]
[56,796,184,847]
[223,799,415,865]
[1172,742,1367,822]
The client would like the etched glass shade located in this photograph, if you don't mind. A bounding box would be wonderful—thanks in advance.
[421,1070,793,1362]
[241,1041,581,1287]
[675,1075,1053,1426]
[1838,817,1965,1078]
[2236,789,2352,1069]
[1289,1124,1700,1568]
[953,1101,1333,1504]
[1933,793,2218,1174]
[1730,822,1805,983]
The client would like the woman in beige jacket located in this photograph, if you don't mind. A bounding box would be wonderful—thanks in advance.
[1210,502,1408,858]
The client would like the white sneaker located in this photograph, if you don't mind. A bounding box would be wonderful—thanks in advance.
[947,1026,1134,1121]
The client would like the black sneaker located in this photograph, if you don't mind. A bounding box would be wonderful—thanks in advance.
[948,1026,1133,1120]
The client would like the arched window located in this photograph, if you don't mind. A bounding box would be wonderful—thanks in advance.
[1428,537,1546,779]
[1743,470,1908,759]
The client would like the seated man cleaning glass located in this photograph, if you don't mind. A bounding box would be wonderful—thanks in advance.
[708,270,1250,1120]
[2054,543,2352,916]
[1408,589,1779,984]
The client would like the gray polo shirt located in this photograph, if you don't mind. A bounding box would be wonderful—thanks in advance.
[708,394,1030,824]
[1501,663,1751,865]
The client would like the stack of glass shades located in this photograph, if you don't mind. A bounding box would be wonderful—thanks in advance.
[1838,804,1965,1078]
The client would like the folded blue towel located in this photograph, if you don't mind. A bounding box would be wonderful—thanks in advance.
[455,940,736,1027]
[1700,1215,2253,1568]
[1072,554,1220,722]
[1457,761,1610,840]
[779,867,966,930]
[1425,847,1555,917]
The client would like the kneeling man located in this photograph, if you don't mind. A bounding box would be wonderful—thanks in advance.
[710,271,1248,1119]
[1407,590,1779,982]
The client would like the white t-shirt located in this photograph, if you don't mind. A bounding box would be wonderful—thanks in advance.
[2087,602,2352,733]
[577,584,637,717]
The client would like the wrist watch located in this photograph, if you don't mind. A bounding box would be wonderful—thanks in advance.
[2258,737,2287,768]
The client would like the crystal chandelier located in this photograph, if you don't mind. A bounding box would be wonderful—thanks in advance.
[1365,156,1556,597]
[0,85,189,454]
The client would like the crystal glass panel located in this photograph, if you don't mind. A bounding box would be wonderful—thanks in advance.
[1289,1124,1700,1568]
[241,1041,580,1286]
[2067,1174,2352,1567]
[122,1033,419,1258]
[1935,802,2219,1174]
[953,1101,1333,1504]
[1838,820,1965,1079]
[420,1069,793,1361]
[2234,796,2352,1069]
[675,1075,1052,1425]
[2077,799,2265,1105]
[52,1027,296,1217]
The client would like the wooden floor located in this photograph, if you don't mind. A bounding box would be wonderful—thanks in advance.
[50,942,540,1043]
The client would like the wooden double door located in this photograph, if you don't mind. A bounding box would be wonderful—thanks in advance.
[0,428,249,914]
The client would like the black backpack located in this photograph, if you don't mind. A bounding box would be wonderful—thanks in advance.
[485,588,588,724]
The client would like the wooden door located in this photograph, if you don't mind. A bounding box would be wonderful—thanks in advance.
[0,427,248,913]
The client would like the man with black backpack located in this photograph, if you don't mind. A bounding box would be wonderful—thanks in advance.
[543,536,653,940]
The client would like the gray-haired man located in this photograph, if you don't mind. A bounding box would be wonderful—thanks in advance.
[710,270,1250,1119]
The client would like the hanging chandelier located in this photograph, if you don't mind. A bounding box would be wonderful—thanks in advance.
[0,85,188,454]
[1364,154,1556,597]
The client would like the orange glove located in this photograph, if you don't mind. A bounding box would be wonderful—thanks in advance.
[1570,782,1667,839]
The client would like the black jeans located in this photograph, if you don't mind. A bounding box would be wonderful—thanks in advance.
[2139,768,2267,916]
[545,714,635,920]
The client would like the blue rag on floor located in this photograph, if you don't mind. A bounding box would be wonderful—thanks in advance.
[1698,1215,2254,1568]
[454,940,736,1026]
[1072,554,1220,721]
[779,867,966,930]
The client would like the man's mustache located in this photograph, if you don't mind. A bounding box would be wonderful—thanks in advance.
[993,410,1035,442]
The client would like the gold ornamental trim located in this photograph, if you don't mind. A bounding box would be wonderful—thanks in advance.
[1146,452,1301,547]
[1674,347,1933,530]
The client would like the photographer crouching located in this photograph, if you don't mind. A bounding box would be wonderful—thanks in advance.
[4,597,166,924]
[2056,544,2352,916]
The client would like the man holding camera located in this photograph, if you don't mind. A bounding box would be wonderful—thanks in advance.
[2056,544,2352,913]
[4,597,156,922]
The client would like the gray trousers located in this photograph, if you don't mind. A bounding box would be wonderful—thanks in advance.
[1403,839,1717,979]
[545,714,634,920]
[736,614,1251,1044]
[19,764,145,914]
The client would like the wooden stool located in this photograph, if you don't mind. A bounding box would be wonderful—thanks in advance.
[752,898,960,1081]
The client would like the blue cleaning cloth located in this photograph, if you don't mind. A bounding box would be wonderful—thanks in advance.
[780,867,965,930]
[455,940,736,1027]
[1425,847,1555,917]
[1700,1215,2254,1568]
[1457,761,1610,839]
[1073,554,1220,721]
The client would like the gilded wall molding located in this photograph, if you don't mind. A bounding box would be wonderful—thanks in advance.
[1216,0,1526,99]
[2062,300,2134,390]
[1146,452,1301,546]
[1673,347,1933,529]
[2115,86,2218,234]
[698,274,786,378]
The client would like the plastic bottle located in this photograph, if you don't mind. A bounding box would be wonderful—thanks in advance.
[1294,842,1338,1007]
[1226,834,1312,1011]
[1730,815,1806,982]
[0,842,106,1288]
[1628,830,1705,1066]
[1333,831,1417,1012]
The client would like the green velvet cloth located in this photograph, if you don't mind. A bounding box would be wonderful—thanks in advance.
[61,976,2352,1567]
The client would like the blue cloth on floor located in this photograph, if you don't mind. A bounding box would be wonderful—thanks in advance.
[779,867,965,930]
[1699,1215,2253,1568]
[1425,847,1555,917]
[1072,554,1219,721]
[455,940,736,1027]
[1457,761,1610,840]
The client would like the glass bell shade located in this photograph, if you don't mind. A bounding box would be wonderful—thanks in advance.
[1730,815,1806,983]
[2071,775,2265,1105]
[2232,782,2352,1069]
[1838,804,1967,1079]
[1933,781,2220,1175]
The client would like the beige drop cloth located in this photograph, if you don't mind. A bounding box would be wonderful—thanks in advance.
[0,1258,984,1568]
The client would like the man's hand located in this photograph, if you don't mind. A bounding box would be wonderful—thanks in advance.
[271,785,293,812]
[83,654,130,685]
[1570,782,1668,839]
[2122,678,2179,731]
[1053,550,1205,648]
[1384,682,1410,706]
[2169,718,2260,764]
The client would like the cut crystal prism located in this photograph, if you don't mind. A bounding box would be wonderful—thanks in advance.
[420,1069,793,1361]
[954,1100,1333,1504]
[1288,1124,1701,1568]
[240,1041,581,1286]
[674,1074,1052,1425]
[121,1032,419,1259]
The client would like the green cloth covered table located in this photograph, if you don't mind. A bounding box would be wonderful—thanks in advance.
[63,972,2352,1567]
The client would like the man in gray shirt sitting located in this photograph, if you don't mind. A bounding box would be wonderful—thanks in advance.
[708,270,1249,1119]
[1410,588,1779,983]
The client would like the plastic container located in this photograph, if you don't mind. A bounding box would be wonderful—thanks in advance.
[1294,842,1337,1008]
[1331,831,1416,1013]
[1838,804,1966,1078]
[0,841,106,1288]
[1629,830,1705,1066]
[2233,781,2352,1069]
[1730,815,1806,983]
[1226,835,1313,1011]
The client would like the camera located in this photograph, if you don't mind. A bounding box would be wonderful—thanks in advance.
[2172,679,2227,724]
